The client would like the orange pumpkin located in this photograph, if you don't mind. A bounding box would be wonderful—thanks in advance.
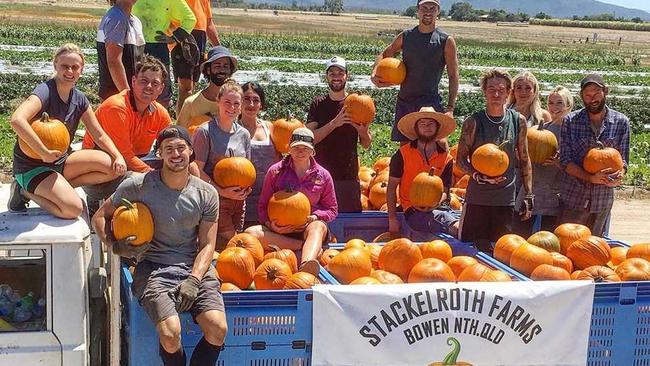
[450,187,466,199]
[327,248,372,284]
[263,248,298,273]
[570,270,583,280]
[449,193,462,210]
[267,190,311,227]
[454,175,469,189]
[530,264,571,281]
[112,198,154,246]
[447,256,478,278]
[369,181,388,210]
[372,231,402,243]
[409,169,444,208]
[374,57,406,85]
[369,170,390,190]
[449,144,466,179]
[408,258,456,283]
[627,243,650,262]
[188,113,212,129]
[220,282,242,292]
[419,240,453,262]
[345,239,367,250]
[609,246,628,267]
[509,243,554,276]
[350,276,382,285]
[550,252,574,273]
[319,249,340,267]
[344,94,375,125]
[19,112,71,160]
[527,231,561,252]
[227,233,265,266]
[378,238,423,281]
[283,271,321,289]
[471,142,510,177]
[575,265,621,282]
[566,236,611,270]
[216,247,256,289]
[458,263,491,282]
[254,258,292,290]
[372,157,391,173]
[370,270,404,284]
[360,194,369,210]
[366,244,382,269]
[213,157,256,189]
[188,122,207,136]
[615,258,650,281]
[494,234,527,264]
[527,124,558,164]
[554,223,592,255]
[270,117,304,154]
[358,168,376,183]
[480,270,512,282]
[583,141,624,174]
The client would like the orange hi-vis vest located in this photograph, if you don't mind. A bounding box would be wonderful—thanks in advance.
[398,143,453,210]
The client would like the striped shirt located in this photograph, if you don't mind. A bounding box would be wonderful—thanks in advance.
[559,106,630,212]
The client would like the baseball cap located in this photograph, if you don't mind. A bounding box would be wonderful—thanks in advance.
[326,56,347,72]
[580,74,606,91]
[417,0,440,6]
[154,126,195,162]
[289,127,315,150]
[201,46,238,73]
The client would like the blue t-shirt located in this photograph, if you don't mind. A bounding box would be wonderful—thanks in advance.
[12,79,90,173]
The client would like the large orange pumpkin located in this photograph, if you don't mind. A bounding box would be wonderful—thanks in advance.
[112,198,154,246]
[372,157,391,173]
[494,234,527,264]
[213,157,256,189]
[319,248,340,267]
[216,247,256,289]
[370,270,404,284]
[447,256,478,277]
[366,244,382,269]
[270,117,304,154]
[566,236,611,270]
[609,246,628,267]
[344,94,375,125]
[227,233,265,266]
[358,168,376,183]
[369,170,390,190]
[575,265,621,282]
[267,190,311,227]
[254,258,292,290]
[527,124,558,164]
[615,258,650,281]
[627,243,650,262]
[471,142,509,177]
[527,231,561,252]
[283,271,321,289]
[379,238,423,281]
[480,270,512,282]
[457,263,490,282]
[345,239,367,250]
[350,276,382,285]
[509,243,554,276]
[19,112,71,160]
[570,270,583,280]
[408,258,456,283]
[220,283,242,292]
[263,248,298,273]
[419,240,453,262]
[369,181,388,210]
[374,57,406,85]
[327,248,372,284]
[554,223,592,254]
[583,141,624,174]
[409,169,444,208]
[530,264,571,281]
[550,252,574,273]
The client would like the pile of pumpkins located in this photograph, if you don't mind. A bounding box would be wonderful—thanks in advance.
[493,223,650,282]
[215,233,322,291]
[321,238,513,285]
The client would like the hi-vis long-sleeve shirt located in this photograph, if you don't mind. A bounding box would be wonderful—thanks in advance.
[133,0,197,43]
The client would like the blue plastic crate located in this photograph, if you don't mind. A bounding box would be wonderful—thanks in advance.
[121,263,332,365]
[328,211,401,242]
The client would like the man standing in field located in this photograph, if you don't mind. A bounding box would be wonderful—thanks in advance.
[306,56,372,212]
[558,74,630,236]
[371,0,459,142]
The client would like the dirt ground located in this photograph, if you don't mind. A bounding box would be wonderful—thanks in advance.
[609,197,650,244]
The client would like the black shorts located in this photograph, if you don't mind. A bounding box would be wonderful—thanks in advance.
[458,204,514,252]
[172,30,207,82]
[132,260,224,324]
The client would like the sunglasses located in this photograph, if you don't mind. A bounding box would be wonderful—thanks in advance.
[290,134,314,144]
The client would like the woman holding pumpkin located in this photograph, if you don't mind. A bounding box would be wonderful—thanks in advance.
[8,43,126,219]
[239,82,281,226]
[192,79,252,247]
[245,127,338,276]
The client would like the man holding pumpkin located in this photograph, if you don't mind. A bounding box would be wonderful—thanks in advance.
[370,0,459,143]
[92,126,226,366]
[456,69,533,253]
[386,107,459,238]
[306,56,371,213]
[558,74,630,236]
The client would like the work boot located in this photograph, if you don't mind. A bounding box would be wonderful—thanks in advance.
[8,181,28,212]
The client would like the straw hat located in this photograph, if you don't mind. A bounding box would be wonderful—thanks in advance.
[397,107,456,141]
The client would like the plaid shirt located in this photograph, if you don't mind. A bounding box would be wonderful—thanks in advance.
[560,106,630,212]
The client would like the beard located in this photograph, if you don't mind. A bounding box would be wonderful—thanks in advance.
[328,79,346,92]
[416,132,435,143]
[210,72,230,86]
[586,98,606,114]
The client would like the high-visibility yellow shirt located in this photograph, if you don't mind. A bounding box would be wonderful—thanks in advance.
[133,0,196,43]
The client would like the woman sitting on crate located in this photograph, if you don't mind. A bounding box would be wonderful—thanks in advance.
[245,127,338,276]
[386,107,460,240]
[8,43,126,218]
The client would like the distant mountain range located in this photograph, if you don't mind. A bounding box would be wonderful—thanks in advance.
[247,0,650,20]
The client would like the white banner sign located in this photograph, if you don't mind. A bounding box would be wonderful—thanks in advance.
[312,281,595,366]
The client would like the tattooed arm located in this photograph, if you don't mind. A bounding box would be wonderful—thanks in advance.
[456,116,477,177]
[517,115,532,195]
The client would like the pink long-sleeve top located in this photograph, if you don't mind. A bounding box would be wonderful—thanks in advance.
[258,156,338,224]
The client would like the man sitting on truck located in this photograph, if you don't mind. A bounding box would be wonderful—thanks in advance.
[92,126,226,366]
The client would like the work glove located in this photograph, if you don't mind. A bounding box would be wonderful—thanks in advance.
[156,29,200,66]
[170,275,201,313]
[111,235,149,263]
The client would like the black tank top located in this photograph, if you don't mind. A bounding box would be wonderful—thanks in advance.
[398,27,448,103]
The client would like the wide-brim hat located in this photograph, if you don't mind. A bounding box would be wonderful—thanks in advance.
[200,46,238,74]
[397,106,456,141]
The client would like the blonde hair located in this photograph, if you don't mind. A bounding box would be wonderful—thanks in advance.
[479,68,513,91]
[53,43,85,64]
[508,71,544,125]
[548,85,574,112]
[217,79,243,100]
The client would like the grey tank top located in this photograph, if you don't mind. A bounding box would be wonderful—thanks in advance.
[465,109,520,206]
[246,121,277,222]
[398,27,447,102]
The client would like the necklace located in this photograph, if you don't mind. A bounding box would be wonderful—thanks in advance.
[485,111,506,124]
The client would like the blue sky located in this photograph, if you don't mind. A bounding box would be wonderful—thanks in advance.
[598,0,650,13]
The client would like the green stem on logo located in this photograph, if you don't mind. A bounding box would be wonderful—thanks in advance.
[442,337,461,365]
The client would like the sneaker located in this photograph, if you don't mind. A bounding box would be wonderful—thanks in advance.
[299,259,321,277]
[7,181,28,212]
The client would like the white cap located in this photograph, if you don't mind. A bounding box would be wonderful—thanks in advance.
[326,56,347,72]
[417,0,440,6]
